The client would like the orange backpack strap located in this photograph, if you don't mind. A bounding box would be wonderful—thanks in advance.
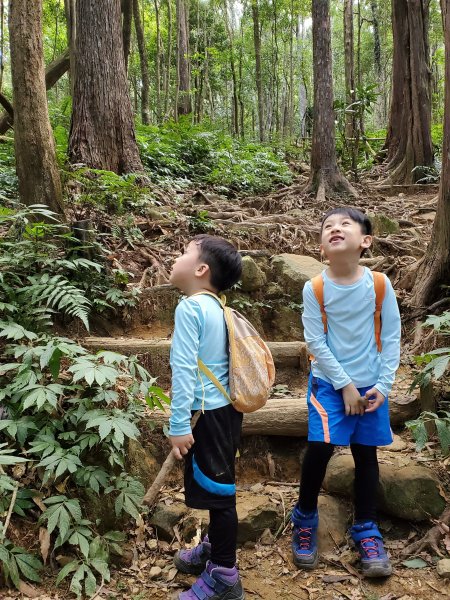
[311,274,327,333]
[372,271,386,353]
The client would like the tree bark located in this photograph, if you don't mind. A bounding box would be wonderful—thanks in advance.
[68,0,143,174]
[381,0,433,184]
[370,0,381,76]
[176,0,191,116]
[8,0,64,216]
[308,0,357,201]
[122,0,133,72]
[0,49,70,135]
[251,0,264,142]
[344,0,357,174]
[411,0,450,307]
[164,0,173,118]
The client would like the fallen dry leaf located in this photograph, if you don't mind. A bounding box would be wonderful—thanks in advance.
[18,580,40,598]
[39,527,51,564]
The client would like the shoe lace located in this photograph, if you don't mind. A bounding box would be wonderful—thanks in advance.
[297,527,313,550]
[360,537,380,558]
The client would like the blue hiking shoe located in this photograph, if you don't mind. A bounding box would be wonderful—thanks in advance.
[174,536,211,575]
[178,561,245,600]
[350,521,392,578]
[291,505,319,570]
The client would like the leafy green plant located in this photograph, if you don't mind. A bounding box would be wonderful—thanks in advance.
[406,411,450,456]
[410,311,450,390]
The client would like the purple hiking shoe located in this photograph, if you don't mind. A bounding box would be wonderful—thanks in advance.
[174,536,211,575]
[178,561,245,600]
[350,521,392,578]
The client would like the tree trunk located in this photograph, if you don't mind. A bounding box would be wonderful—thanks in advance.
[64,0,76,94]
[164,0,173,118]
[223,0,239,136]
[154,0,162,122]
[382,0,433,184]
[370,0,381,76]
[0,0,5,92]
[251,0,264,142]
[411,0,450,307]
[122,0,133,72]
[68,0,143,174]
[176,0,191,116]
[308,0,357,201]
[344,0,357,175]
[0,49,70,135]
[133,0,150,124]
[8,0,64,216]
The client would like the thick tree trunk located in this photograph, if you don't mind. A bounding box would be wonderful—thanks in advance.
[176,0,191,116]
[411,0,450,307]
[68,0,143,174]
[122,0,133,72]
[0,49,70,135]
[8,0,64,216]
[382,0,433,184]
[133,0,150,124]
[308,0,357,201]
[251,0,264,142]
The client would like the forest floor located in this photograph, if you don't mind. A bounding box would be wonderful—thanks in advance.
[3,178,450,600]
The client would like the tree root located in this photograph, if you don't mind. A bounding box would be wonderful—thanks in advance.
[403,507,450,557]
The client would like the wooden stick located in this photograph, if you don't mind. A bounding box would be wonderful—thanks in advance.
[0,484,18,543]
[142,411,201,507]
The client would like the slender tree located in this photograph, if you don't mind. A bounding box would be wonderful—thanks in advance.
[308,0,357,201]
[251,0,264,141]
[8,0,64,216]
[69,0,143,173]
[176,0,191,116]
[411,0,450,307]
[344,0,357,174]
[381,0,433,184]
[133,0,150,124]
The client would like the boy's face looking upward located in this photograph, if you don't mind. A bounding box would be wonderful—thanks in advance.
[169,241,211,294]
[320,213,372,259]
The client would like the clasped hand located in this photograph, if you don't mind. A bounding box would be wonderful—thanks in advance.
[342,383,385,416]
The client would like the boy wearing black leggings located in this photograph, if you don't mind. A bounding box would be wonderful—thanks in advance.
[168,235,244,600]
[292,208,401,578]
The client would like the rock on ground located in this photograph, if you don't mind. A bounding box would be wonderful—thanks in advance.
[317,495,350,552]
[240,256,267,292]
[436,558,450,578]
[271,254,323,299]
[323,454,446,521]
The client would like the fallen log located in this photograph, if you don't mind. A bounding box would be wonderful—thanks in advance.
[147,394,419,437]
[83,338,308,371]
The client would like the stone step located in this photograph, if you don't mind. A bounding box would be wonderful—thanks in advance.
[83,338,309,375]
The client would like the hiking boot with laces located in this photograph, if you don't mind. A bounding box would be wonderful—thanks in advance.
[291,505,319,570]
[174,536,211,575]
[350,521,392,578]
[178,560,245,600]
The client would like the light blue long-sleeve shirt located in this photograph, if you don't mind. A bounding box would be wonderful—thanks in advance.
[169,294,230,436]
[302,268,401,398]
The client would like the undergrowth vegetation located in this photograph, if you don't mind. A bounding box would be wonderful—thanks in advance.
[0,206,169,597]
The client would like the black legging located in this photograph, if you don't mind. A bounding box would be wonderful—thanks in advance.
[209,506,238,568]
[298,441,379,522]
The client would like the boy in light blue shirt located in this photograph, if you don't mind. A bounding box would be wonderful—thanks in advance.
[291,208,401,578]
[168,234,245,600]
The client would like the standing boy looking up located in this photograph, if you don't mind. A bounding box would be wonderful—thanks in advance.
[292,207,401,578]
[168,235,245,600]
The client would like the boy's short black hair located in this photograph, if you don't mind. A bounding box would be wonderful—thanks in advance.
[193,234,242,292]
[320,207,373,236]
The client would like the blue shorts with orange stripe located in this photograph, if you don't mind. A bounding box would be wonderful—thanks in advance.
[307,374,393,446]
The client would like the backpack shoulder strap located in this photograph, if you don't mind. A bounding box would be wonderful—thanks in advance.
[311,274,327,333]
[372,271,386,353]
[191,290,226,308]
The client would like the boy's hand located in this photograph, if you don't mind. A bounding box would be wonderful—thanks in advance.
[364,387,385,413]
[170,433,195,460]
[342,383,366,416]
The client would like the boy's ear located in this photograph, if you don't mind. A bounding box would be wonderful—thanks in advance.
[195,262,210,278]
[361,235,372,251]
[319,243,326,261]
